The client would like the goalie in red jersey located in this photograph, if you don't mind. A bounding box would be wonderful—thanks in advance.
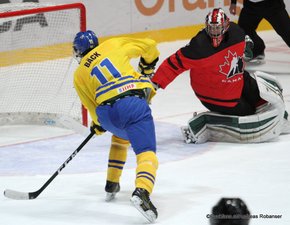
[151,8,290,143]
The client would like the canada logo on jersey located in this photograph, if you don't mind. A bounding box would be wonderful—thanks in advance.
[219,50,244,80]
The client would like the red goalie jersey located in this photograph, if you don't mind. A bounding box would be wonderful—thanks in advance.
[152,22,247,109]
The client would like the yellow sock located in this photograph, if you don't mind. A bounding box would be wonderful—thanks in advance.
[107,135,129,183]
[135,151,158,194]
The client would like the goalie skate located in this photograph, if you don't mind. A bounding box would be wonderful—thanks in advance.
[181,126,196,144]
[105,181,120,202]
[130,188,158,223]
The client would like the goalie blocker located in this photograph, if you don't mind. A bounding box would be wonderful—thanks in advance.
[182,71,290,144]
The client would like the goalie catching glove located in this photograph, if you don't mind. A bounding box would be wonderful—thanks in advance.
[138,57,159,78]
[90,121,106,135]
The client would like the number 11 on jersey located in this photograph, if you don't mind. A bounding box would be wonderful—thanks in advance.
[91,58,121,84]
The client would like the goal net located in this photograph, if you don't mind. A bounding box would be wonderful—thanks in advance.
[0,3,88,129]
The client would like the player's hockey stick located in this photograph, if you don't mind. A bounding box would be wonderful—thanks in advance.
[4,131,95,200]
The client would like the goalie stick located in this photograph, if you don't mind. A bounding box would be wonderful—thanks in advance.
[4,131,95,200]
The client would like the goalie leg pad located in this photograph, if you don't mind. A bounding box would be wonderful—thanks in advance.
[186,109,282,143]
[183,71,287,143]
[185,72,286,143]
[181,112,209,144]
[181,126,197,143]
[254,71,286,135]
[253,71,283,93]
[281,111,290,134]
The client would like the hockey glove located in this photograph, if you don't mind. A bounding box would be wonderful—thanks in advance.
[138,57,159,78]
[90,121,106,135]
[244,35,254,62]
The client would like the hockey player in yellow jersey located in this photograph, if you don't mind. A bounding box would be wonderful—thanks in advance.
[73,30,159,223]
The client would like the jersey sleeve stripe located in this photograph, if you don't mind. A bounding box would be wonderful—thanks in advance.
[167,57,179,70]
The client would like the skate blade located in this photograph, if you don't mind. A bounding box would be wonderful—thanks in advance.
[105,192,117,202]
[130,196,157,223]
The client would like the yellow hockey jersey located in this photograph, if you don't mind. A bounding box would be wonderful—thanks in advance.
[73,37,160,125]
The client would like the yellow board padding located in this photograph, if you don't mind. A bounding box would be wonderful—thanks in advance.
[0,42,72,67]
[0,19,275,67]
[256,19,275,31]
[99,24,204,44]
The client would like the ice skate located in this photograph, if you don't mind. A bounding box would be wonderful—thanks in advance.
[130,188,158,223]
[105,181,120,202]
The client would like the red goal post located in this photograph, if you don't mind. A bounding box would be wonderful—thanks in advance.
[0,3,88,129]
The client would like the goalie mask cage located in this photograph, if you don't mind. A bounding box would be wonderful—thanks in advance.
[0,3,88,128]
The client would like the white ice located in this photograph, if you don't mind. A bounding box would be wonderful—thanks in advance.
[0,30,290,225]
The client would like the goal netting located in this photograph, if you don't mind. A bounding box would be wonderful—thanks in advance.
[0,3,88,129]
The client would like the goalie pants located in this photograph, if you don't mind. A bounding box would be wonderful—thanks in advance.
[238,0,290,58]
[201,71,262,116]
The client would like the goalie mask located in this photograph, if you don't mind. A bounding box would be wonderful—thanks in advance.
[205,8,230,48]
[73,30,99,63]
[210,198,250,225]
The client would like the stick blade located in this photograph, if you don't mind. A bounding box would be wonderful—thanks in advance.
[4,189,31,200]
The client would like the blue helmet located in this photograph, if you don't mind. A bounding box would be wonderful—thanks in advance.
[73,30,98,62]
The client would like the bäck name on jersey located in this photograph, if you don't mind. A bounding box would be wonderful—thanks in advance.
[84,52,101,67]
